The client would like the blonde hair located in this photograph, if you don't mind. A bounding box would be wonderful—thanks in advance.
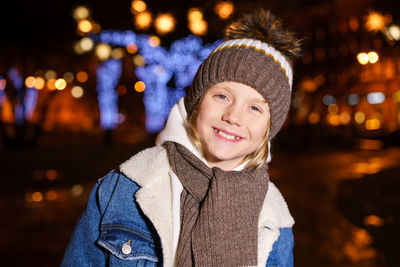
[186,97,271,169]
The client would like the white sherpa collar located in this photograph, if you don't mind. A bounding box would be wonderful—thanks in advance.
[120,146,294,267]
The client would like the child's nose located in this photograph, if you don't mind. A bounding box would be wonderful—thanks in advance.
[222,106,242,126]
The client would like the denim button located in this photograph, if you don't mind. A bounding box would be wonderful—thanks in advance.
[122,240,132,255]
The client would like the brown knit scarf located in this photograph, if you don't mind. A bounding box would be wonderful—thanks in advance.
[163,142,269,266]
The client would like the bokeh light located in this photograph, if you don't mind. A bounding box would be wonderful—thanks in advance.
[126,43,138,54]
[44,70,57,80]
[45,190,58,201]
[80,37,94,52]
[78,19,93,33]
[188,8,203,22]
[154,13,176,35]
[133,55,145,66]
[214,1,234,19]
[148,36,161,47]
[73,6,90,21]
[135,11,152,30]
[388,24,400,41]
[0,78,6,90]
[34,77,45,90]
[47,79,56,90]
[131,0,147,13]
[76,71,89,83]
[95,43,112,61]
[32,192,43,202]
[367,51,379,64]
[366,118,381,130]
[355,111,366,124]
[55,78,67,90]
[63,72,74,83]
[357,52,369,65]
[71,86,84,98]
[25,76,36,88]
[111,48,125,59]
[134,81,146,92]
[71,184,84,197]
[188,19,208,35]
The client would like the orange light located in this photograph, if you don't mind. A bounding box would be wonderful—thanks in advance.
[365,11,387,32]
[328,103,339,114]
[355,111,366,124]
[366,119,381,130]
[188,8,203,22]
[78,19,93,33]
[133,55,145,66]
[368,51,379,64]
[364,215,384,227]
[214,1,234,19]
[55,78,67,90]
[0,79,6,90]
[35,77,45,90]
[134,81,146,92]
[126,43,138,54]
[73,6,90,21]
[154,13,176,35]
[340,111,351,125]
[45,190,58,201]
[25,76,36,88]
[76,71,88,83]
[32,192,43,202]
[327,114,340,126]
[135,11,152,30]
[148,36,160,47]
[46,169,58,180]
[357,53,369,65]
[188,20,208,35]
[131,0,147,13]
[308,113,320,124]
[47,79,56,90]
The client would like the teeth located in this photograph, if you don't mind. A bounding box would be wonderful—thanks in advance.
[215,129,241,140]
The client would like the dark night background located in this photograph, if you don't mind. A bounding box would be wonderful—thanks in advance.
[1,0,400,266]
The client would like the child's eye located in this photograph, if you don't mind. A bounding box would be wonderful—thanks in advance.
[250,106,262,113]
[215,94,228,100]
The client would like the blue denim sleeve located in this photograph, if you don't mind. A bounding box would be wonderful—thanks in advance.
[265,227,294,267]
[61,171,120,267]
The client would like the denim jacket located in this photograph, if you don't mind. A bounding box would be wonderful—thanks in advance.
[62,146,294,267]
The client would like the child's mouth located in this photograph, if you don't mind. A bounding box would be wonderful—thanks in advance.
[214,128,242,141]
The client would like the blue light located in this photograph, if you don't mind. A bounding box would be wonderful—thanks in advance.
[8,68,23,90]
[96,59,122,129]
[92,30,221,132]
[24,87,38,119]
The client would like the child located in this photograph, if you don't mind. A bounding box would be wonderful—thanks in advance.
[62,9,302,267]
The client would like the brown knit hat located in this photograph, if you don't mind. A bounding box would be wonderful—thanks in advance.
[185,10,302,140]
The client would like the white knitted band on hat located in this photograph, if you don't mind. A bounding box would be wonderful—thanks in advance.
[212,38,293,89]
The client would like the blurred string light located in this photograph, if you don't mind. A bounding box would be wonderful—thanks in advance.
[367,92,385,104]
[214,1,234,19]
[96,59,122,129]
[154,13,176,35]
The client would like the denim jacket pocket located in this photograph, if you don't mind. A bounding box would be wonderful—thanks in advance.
[97,224,159,263]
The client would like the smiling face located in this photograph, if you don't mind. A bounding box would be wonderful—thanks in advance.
[195,81,270,170]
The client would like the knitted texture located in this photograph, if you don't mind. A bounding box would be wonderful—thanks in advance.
[164,141,269,266]
[185,44,291,140]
